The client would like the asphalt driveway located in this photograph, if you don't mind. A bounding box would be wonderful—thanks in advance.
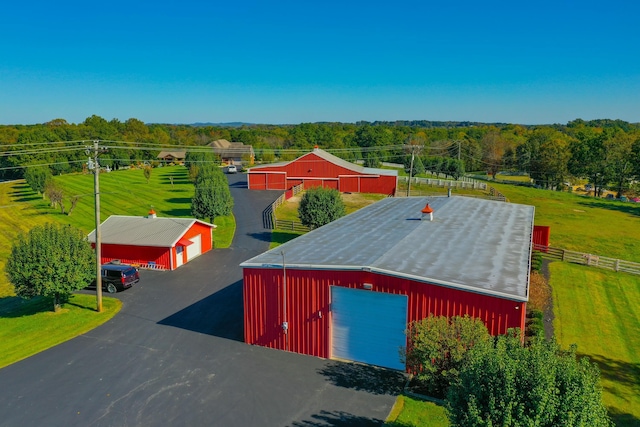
[0,173,404,427]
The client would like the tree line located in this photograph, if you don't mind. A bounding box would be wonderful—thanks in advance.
[2,115,640,196]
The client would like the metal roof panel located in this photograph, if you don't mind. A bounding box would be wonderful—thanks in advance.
[241,196,534,301]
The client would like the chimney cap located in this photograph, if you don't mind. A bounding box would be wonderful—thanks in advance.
[421,203,433,214]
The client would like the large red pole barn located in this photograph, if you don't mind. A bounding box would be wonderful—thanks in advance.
[241,196,535,370]
[247,147,398,196]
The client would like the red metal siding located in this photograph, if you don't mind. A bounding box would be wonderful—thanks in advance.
[248,172,267,190]
[533,225,550,247]
[248,172,287,190]
[243,268,526,359]
[339,176,360,193]
[182,222,214,253]
[249,153,395,195]
[100,244,172,270]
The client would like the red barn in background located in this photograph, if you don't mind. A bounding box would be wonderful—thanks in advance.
[88,212,215,270]
[247,147,398,196]
[241,196,536,370]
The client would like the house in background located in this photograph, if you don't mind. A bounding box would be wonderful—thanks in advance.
[247,147,397,196]
[88,211,215,270]
[209,139,255,165]
[241,195,536,370]
[157,150,186,164]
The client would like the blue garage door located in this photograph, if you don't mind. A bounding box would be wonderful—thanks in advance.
[331,286,408,370]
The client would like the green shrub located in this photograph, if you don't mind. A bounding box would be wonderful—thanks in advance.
[531,251,543,272]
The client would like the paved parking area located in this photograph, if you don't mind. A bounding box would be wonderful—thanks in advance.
[0,174,403,427]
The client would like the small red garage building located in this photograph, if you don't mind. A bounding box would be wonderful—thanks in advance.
[247,147,398,195]
[88,212,215,270]
[241,196,535,370]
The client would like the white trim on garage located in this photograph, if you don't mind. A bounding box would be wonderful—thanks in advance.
[186,234,202,261]
[176,245,185,268]
[330,286,408,370]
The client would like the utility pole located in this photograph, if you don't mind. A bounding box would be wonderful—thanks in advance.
[91,140,103,312]
[406,138,421,197]
[406,148,415,197]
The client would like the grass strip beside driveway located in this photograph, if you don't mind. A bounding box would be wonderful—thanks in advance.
[0,294,121,369]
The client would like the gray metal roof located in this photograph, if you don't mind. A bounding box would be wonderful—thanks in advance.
[87,215,214,247]
[241,196,534,301]
[249,148,398,177]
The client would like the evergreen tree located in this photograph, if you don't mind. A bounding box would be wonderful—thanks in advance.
[191,166,233,223]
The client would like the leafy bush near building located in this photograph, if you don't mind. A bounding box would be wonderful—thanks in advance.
[403,316,612,426]
[447,333,613,427]
[298,187,346,229]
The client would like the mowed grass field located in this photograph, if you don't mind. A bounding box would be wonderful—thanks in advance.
[465,184,640,425]
[0,165,233,297]
[551,263,640,425]
[491,182,640,261]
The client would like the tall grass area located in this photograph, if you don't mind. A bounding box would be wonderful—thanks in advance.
[491,182,640,262]
[551,262,640,425]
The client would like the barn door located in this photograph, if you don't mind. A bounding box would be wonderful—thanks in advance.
[330,286,407,370]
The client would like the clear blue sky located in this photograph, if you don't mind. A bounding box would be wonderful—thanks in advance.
[1,0,638,125]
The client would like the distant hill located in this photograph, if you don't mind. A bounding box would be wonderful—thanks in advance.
[190,122,254,127]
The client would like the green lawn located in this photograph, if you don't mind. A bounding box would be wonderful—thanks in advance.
[491,182,640,262]
[0,294,121,369]
[550,262,640,425]
[0,166,235,370]
[385,395,449,427]
[0,166,235,296]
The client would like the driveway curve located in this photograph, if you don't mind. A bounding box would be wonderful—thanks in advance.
[0,173,403,427]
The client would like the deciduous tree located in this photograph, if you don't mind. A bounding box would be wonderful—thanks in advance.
[447,333,612,427]
[5,223,95,312]
[403,315,491,398]
[298,187,346,229]
[24,166,52,198]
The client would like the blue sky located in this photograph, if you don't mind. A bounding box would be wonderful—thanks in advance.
[1,1,638,125]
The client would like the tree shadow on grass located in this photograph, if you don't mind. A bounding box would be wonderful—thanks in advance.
[11,194,42,202]
[163,207,193,217]
[606,407,640,427]
[165,197,192,204]
[160,177,191,185]
[577,200,640,217]
[289,410,383,427]
[581,353,640,426]
[0,296,51,317]
[318,361,406,396]
[584,353,640,393]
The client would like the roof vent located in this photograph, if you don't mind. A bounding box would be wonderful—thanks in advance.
[313,145,319,150]
[148,209,157,219]
[421,203,434,221]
